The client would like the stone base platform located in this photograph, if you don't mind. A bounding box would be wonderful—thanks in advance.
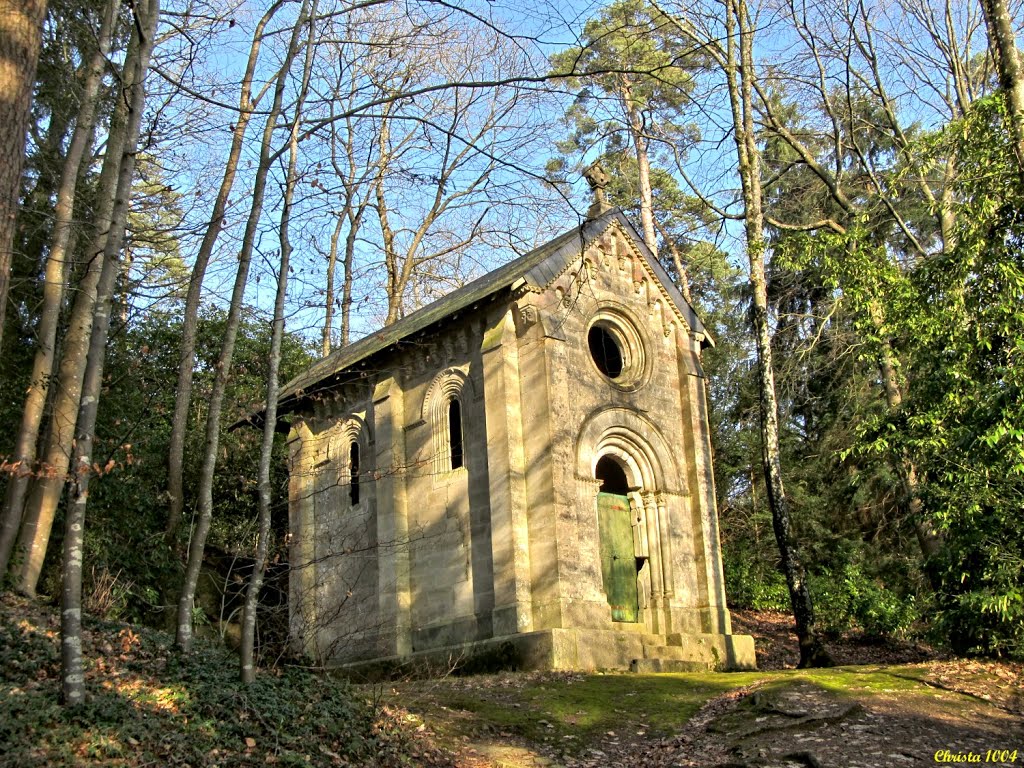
[331,628,756,681]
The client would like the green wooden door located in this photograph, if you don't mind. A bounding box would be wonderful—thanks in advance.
[597,492,639,622]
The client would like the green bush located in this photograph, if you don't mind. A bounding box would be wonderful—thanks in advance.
[810,563,918,640]
[723,543,790,611]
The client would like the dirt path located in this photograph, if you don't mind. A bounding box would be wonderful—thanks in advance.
[636,666,1023,768]
[403,664,1023,768]
[391,616,1024,768]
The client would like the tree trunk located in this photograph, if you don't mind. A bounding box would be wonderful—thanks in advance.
[0,0,48,356]
[61,0,158,699]
[10,15,152,596]
[60,0,159,708]
[623,87,658,256]
[322,213,343,356]
[241,2,315,682]
[165,0,287,542]
[326,106,367,351]
[654,217,693,303]
[376,113,402,325]
[176,3,309,651]
[61,192,139,704]
[980,0,1024,176]
[866,299,944,572]
[340,208,361,347]
[0,0,121,582]
[724,0,831,668]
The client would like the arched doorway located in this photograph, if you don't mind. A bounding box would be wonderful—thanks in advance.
[595,455,639,622]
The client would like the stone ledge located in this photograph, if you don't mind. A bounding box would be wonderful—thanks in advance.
[327,627,756,681]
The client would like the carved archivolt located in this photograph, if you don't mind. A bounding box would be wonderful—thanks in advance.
[575,406,683,494]
[333,414,369,484]
[423,367,472,474]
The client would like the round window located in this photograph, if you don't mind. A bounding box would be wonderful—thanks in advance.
[586,311,648,389]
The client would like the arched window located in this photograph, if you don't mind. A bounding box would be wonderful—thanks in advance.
[424,367,472,474]
[349,441,360,505]
[448,397,464,470]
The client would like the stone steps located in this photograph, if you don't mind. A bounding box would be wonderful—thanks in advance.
[629,657,715,673]
[628,633,723,673]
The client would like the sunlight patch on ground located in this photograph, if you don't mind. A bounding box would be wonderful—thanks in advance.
[99,676,188,714]
[17,618,57,640]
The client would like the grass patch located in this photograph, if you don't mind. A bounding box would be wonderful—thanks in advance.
[792,666,932,697]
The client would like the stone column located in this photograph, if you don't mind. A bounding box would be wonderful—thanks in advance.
[481,309,533,636]
[643,495,667,634]
[677,329,731,635]
[373,376,412,657]
[288,421,317,658]
[652,493,674,599]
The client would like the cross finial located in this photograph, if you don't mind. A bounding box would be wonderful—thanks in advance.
[583,162,612,219]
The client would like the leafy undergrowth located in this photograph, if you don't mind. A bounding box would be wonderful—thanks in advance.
[0,594,453,767]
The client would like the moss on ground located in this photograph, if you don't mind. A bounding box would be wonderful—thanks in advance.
[386,663,1021,760]
[388,671,767,753]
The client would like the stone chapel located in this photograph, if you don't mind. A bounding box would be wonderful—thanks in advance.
[273,199,755,674]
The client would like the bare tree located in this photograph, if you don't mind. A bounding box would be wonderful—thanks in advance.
[62,0,161,705]
[722,0,830,668]
[241,0,318,683]
[367,28,542,322]
[656,0,833,666]
[176,0,312,652]
[320,92,374,353]
[165,0,290,542]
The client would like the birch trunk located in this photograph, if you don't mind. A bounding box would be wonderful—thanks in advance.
[240,2,316,682]
[0,0,121,580]
[60,0,160,707]
[176,3,310,651]
[165,0,287,541]
[724,0,831,668]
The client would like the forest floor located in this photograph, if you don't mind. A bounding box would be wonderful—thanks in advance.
[383,612,1024,768]
[2,594,1022,767]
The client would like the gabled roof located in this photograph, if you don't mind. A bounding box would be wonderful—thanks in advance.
[274,208,709,414]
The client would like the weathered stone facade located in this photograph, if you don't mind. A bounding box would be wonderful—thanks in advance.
[280,209,755,673]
